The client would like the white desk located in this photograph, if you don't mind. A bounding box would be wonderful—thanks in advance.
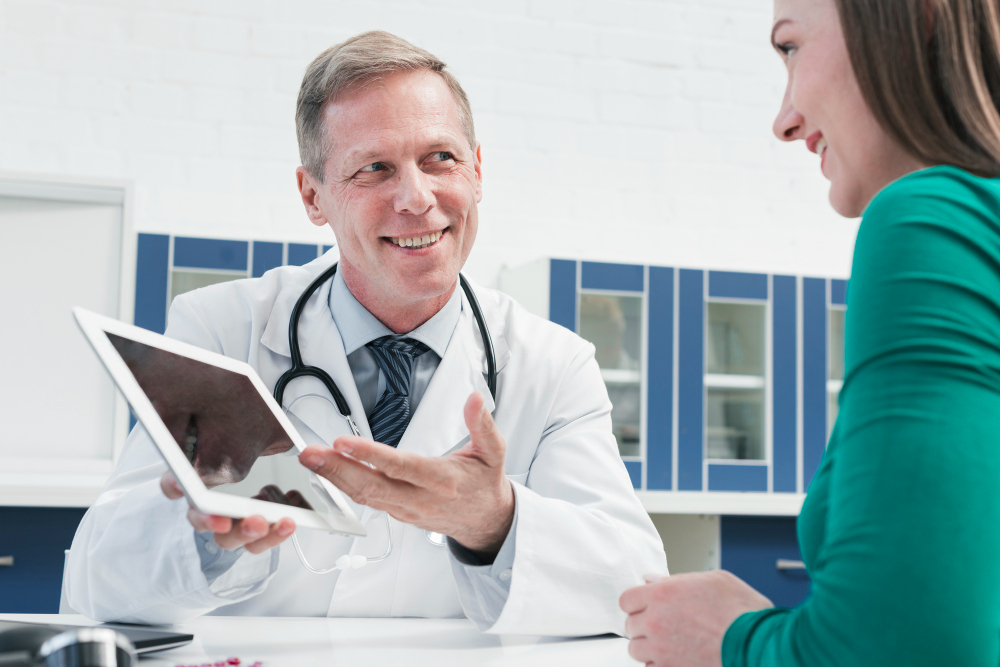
[0,615,636,666]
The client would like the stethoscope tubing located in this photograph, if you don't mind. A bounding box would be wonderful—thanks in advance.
[275,261,498,570]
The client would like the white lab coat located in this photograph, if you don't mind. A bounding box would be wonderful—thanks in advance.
[67,253,667,636]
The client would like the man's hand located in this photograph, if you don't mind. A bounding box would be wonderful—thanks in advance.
[619,570,773,667]
[160,472,296,554]
[299,392,515,558]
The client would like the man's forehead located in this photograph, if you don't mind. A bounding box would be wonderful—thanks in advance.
[322,70,466,158]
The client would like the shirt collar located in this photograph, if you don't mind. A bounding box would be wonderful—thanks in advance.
[328,268,462,358]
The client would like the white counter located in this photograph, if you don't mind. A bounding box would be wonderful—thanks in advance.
[0,614,636,666]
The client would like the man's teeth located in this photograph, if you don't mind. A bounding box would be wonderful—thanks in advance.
[816,137,828,157]
[390,231,443,249]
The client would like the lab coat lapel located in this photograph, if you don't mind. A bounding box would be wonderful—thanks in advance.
[395,282,508,458]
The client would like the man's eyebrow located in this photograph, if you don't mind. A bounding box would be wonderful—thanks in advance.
[771,18,792,49]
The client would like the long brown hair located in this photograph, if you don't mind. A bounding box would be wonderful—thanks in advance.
[835,0,1000,176]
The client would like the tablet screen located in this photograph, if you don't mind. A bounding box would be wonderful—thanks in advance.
[106,332,328,512]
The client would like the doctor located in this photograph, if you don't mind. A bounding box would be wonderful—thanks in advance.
[67,30,666,636]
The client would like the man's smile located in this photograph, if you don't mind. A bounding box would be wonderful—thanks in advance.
[385,228,447,250]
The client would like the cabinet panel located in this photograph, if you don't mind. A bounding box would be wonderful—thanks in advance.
[721,516,810,608]
[0,508,87,613]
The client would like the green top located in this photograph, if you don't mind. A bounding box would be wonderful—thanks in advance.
[723,166,1000,666]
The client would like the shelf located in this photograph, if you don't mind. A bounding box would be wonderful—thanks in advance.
[0,473,107,507]
[600,369,641,384]
[704,374,764,390]
[636,491,805,516]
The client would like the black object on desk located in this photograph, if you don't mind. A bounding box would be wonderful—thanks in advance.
[0,621,192,666]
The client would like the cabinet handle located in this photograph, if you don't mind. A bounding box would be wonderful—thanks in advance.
[0,556,12,567]
[776,559,805,571]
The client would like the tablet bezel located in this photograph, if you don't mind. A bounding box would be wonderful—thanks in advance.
[73,306,365,536]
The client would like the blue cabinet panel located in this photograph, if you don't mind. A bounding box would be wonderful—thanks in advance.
[580,261,644,292]
[287,243,319,266]
[134,233,169,334]
[173,237,248,272]
[647,266,674,490]
[772,275,798,493]
[803,278,827,489]
[623,461,642,489]
[708,271,768,300]
[252,241,283,278]
[322,244,335,255]
[549,259,577,332]
[678,269,704,491]
[708,464,768,492]
[831,278,848,306]
[0,508,87,614]
[721,516,810,609]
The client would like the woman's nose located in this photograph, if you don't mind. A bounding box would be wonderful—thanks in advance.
[773,82,805,142]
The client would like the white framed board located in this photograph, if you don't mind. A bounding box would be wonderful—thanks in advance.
[0,171,135,507]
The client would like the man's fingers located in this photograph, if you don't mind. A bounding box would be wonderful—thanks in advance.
[244,518,296,555]
[462,392,505,466]
[160,471,185,500]
[213,515,268,550]
[299,445,414,507]
[186,507,233,535]
[330,437,444,485]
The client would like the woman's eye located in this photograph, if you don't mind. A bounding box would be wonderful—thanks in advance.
[359,161,386,173]
[776,43,796,57]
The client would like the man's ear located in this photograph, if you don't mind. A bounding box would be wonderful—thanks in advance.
[296,166,327,227]
[473,143,483,202]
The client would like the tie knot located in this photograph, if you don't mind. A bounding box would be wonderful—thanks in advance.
[365,336,430,397]
[367,335,430,358]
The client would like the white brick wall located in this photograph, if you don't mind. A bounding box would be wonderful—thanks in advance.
[0,0,854,286]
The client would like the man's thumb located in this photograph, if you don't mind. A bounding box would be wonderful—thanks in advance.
[463,392,503,456]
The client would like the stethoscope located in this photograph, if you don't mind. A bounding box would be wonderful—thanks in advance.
[272,261,497,574]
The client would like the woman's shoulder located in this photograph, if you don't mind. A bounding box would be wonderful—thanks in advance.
[865,165,1000,225]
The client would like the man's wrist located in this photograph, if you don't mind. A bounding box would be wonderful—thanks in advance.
[452,480,515,558]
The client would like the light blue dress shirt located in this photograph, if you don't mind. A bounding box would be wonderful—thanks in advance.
[197,270,516,626]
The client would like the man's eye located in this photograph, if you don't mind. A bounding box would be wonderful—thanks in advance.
[432,151,455,162]
[359,161,386,173]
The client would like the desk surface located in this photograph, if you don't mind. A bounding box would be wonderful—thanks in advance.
[0,614,635,666]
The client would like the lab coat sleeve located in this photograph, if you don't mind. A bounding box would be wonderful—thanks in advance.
[447,504,518,627]
[66,295,280,624]
[482,343,667,637]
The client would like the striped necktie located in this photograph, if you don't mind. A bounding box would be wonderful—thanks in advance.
[366,336,430,447]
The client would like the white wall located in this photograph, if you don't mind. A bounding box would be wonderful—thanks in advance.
[0,0,856,287]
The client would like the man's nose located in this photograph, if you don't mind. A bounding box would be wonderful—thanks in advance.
[773,81,805,142]
[394,165,434,216]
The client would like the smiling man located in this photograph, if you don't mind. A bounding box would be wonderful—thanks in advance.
[67,31,666,635]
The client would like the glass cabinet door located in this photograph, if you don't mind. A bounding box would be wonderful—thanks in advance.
[828,307,846,435]
[578,293,644,457]
[705,302,766,460]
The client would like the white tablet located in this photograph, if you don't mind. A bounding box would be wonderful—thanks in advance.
[73,307,365,536]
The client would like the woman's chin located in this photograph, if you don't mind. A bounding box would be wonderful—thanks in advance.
[828,181,866,219]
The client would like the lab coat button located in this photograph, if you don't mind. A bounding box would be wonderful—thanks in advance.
[499,568,512,581]
[205,541,219,555]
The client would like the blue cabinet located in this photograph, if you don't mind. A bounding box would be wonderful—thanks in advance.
[721,516,810,608]
[0,508,86,613]
[502,258,849,513]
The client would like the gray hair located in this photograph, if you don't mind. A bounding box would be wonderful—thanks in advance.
[296,30,477,182]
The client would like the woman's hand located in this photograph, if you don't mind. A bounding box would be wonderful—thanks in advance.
[620,570,773,667]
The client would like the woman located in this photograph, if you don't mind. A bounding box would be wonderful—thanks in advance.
[621,0,1000,664]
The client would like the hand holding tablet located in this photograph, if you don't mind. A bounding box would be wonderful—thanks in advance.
[73,307,365,545]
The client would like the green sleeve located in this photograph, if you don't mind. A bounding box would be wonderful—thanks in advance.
[723,168,1000,666]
